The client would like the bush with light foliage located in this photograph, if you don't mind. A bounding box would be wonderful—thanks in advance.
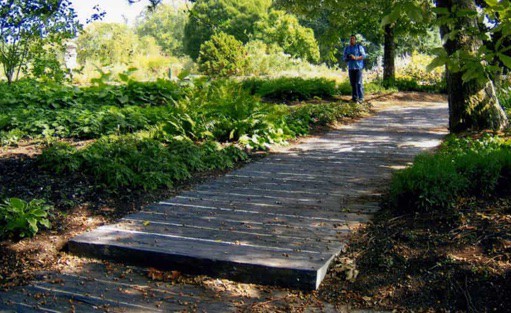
[197,32,248,77]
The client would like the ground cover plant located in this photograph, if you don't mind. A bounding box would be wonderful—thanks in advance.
[0,79,187,144]
[0,198,52,239]
[321,133,511,312]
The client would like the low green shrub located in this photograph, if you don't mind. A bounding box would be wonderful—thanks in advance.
[286,102,365,136]
[389,135,511,213]
[243,77,337,101]
[391,77,446,93]
[198,32,248,77]
[335,80,394,96]
[455,150,507,196]
[389,153,469,213]
[0,79,184,110]
[0,198,52,239]
[0,79,187,145]
[38,142,82,174]
[38,136,248,191]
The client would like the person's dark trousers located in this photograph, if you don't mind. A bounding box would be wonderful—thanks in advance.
[348,69,364,101]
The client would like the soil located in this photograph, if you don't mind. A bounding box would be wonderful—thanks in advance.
[1,92,510,312]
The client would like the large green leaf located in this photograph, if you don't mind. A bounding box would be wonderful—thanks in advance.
[8,198,26,211]
[485,0,498,7]
[498,53,511,69]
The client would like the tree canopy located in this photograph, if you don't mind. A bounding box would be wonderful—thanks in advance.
[254,10,320,63]
[0,0,80,83]
[183,0,272,60]
[135,3,188,57]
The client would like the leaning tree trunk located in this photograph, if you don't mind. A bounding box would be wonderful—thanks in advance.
[383,23,396,86]
[436,0,508,133]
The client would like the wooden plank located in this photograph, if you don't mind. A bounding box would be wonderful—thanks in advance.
[177,188,382,212]
[229,167,390,181]
[131,207,352,235]
[177,189,345,209]
[111,218,347,252]
[0,270,235,313]
[126,210,351,244]
[194,177,387,195]
[69,227,338,290]
[160,197,373,222]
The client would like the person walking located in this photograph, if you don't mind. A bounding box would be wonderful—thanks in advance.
[343,34,366,103]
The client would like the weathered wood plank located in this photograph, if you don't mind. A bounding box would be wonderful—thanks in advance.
[160,197,374,222]
[130,208,352,237]
[112,218,347,252]
[69,227,337,289]
[0,270,236,313]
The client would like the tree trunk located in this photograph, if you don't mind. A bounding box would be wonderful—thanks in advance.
[383,23,395,86]
[436,0,508,133]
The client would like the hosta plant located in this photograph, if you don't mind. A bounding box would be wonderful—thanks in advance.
[0,198,53,239]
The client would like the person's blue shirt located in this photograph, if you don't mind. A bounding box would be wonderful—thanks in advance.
[343,44,366,70]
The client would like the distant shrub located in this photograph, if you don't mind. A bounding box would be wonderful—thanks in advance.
[391,77,446,93]
[242,77,336,101]
[198,32,248,77]
[244,41,298,76]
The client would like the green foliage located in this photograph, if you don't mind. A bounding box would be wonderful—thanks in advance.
[200,80,282,143]
[28,39,69,83]
[431,3,511,85]
[389,153,468,213]
[1,74,372,192]
[254,10,320,63]
[183,0,272,60]
[0,198,52,239]
[38,141,82,173]
[0,0,80,84]
[275,0,435,66]
[76,23,141,65]
[285,101,366,136]
[389,135,511,213]
[497,84,511,116]
[242,77,336,101]
[38,135,248,191]
[75,22,178,81]
[0,79,185,143]
[197,32,248,77]
[135,4,188,56]
[389,78,446,93]
[392,52,446,93]
[336,80,395,96]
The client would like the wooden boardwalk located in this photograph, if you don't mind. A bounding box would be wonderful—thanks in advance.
[65,103,448,291]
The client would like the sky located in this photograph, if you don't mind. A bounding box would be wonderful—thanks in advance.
[70,0,168,26]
